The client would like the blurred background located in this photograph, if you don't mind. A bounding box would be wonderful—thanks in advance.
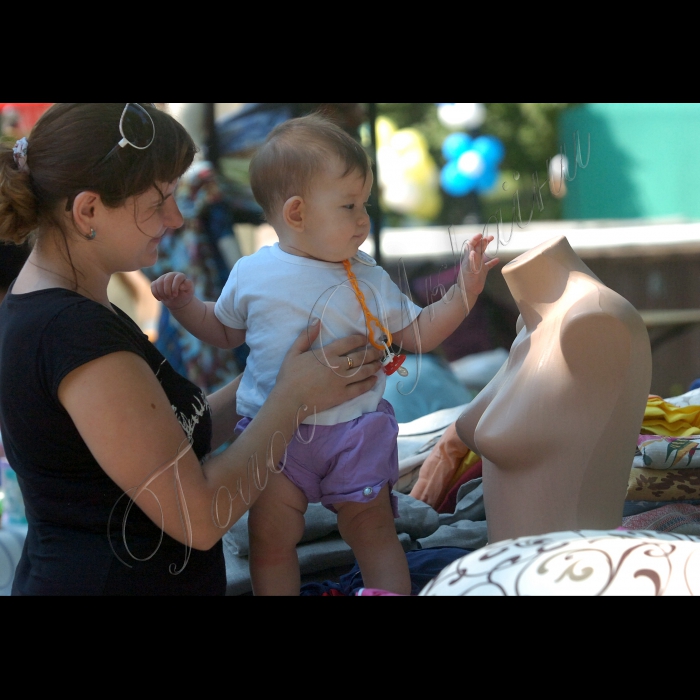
[4,102,700,418]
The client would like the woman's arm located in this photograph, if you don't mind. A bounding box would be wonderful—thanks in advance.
[58,323,382,551]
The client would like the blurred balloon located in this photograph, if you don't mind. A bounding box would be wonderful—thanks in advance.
[440,127,505,198]
[457,151,486,179]
[441,161,476,197]
[548,154,569,198]
[437,103,486,131]
[376,116,397,146]
[442,132,472,161]
[472,135,505,166]
[376,118,441,220]
[475,167,499,193]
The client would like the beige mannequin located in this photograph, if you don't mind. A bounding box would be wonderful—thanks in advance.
[456,236,652,543]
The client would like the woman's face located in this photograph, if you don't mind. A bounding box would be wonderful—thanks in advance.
[101,180,184,271]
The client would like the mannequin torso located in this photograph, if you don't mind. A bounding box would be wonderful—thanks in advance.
[457,236,651,543]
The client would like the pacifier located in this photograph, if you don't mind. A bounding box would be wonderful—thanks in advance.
[380,339,408,377]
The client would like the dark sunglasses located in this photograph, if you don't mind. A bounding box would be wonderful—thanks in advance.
[97,103,156,166]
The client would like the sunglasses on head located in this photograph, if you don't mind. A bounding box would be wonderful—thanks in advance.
[97,103,156,166]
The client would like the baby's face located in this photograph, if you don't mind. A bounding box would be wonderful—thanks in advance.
[299,160,373,263]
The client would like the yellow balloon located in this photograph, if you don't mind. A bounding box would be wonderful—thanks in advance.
[376,117,397,149]
[390,128,427,155]
[413,186,442,220]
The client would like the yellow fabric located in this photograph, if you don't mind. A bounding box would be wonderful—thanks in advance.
[642,395,700,437]
[446,450,482,492]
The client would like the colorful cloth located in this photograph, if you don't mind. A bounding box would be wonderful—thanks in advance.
[635,435,700,469]
[622,503,700,532]
[437,460,483,515]
[143,165,243,394]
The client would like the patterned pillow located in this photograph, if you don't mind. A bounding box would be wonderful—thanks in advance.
[419,529,700,596]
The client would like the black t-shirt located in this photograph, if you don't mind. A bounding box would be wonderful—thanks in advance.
[0,286,225,595]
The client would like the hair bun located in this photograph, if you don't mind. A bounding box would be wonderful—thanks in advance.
[0,145,39,244]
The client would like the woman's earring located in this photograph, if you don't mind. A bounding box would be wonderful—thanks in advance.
[87,229,96,241]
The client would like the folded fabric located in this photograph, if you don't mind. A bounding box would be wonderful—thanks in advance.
[224,488,489,595]
[664,387,700,408]
[634,435,700,469]
[623,499,700,517]
[225,491,440,558]
[409,423,474,509]
[627,467,700,501]
[622,503,700,532]
[437,461,483,515]
[642,396,700,437]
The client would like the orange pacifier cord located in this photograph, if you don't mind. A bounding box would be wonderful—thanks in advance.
[342,260,392,351]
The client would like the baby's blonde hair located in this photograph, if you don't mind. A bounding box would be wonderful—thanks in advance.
[250,113,371,221]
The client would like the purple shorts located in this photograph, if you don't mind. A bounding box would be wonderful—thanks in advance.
[235,399,400,518]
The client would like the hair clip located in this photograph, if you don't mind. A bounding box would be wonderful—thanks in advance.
[13,137,29,173]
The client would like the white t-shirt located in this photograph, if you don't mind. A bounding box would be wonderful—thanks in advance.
[215,244,422,425]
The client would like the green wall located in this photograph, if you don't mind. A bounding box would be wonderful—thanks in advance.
[560,103,700,221]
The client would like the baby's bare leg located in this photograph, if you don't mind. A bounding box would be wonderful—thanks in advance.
[249,471,308,596]
[335,485,411,595]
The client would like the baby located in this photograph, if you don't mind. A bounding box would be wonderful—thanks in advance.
[152,115,497,595]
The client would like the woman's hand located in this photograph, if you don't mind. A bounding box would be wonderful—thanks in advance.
[275,319,383,416]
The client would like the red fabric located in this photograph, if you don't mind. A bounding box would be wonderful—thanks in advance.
[436,460,483,514]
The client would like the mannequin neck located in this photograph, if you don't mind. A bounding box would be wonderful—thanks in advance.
[503,236,596,331]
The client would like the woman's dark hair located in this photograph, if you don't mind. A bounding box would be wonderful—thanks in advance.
[0,241,30,292]
[0,103,197,248]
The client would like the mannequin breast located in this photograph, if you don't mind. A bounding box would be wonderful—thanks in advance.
[474,276,613,465]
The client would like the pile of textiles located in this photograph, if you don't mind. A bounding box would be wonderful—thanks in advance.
[406,387,700,535]
[223,389,700,594]
[621,388,700,535]
[223,482,490,596]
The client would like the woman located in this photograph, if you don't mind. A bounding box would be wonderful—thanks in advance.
[0,103,381,595]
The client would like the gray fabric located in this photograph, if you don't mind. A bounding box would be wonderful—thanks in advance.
[418,478,488,550]
[226,492,440,557]
[669,523,700,537]
[224,480,488,595]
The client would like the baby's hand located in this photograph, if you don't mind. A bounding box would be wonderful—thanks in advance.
[458,233,500,298]
[151,272,195,311]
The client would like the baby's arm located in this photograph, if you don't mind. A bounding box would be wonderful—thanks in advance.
[151,272,246,350]
[393,233,499,353]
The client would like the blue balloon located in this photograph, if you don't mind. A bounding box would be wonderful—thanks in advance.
[476,167,499,194]
[472,135,505,166]
[442,132,472,162]
[440,161,476,197]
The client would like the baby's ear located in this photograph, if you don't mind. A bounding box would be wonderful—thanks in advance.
[283,196,305,231]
